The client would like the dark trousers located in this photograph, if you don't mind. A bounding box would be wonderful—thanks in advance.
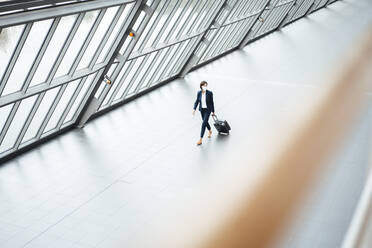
[200,108,211,138]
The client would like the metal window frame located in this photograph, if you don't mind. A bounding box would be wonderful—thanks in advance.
[0,24,32,95]
[66,9,107,76]
[20,18,61,93]
[0,0,136,28]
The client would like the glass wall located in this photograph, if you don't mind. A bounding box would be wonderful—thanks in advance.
[0,0,340,160]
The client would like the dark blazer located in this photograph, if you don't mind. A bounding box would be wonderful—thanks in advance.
[193,90,215,112]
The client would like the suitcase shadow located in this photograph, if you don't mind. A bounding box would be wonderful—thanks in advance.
[215,133,230,142]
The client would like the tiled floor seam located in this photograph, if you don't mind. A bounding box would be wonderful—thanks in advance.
[20,180,122,248]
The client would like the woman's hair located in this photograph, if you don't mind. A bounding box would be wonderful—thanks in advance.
[200,81,208,89]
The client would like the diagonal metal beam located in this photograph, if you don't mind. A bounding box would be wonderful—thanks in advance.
[75,0,157,127]
[96,0,162,109]
[0,0,135,28]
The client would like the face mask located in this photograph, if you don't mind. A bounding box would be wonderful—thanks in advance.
[202,86,207,91]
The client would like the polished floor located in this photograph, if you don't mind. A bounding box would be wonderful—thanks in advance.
[1,0,372,247]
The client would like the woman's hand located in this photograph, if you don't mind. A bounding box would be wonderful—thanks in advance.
[212,112,215,116]
[192,109,195,116]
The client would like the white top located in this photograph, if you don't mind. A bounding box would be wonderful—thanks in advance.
[201,91,207,109]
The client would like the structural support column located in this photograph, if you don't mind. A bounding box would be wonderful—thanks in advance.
[95,0,161,110]
[76,0,146,127]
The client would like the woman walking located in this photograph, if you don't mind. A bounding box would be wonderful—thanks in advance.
[192,81,215,145]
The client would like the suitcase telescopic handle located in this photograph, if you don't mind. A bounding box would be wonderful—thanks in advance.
[212,114,218,122]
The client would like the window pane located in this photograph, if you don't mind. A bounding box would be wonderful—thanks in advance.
[44,79,80,132]
[146,2,171,47]
[65,73,97,123]
[132,11,147,32]
[102,62,129,106]
[77,7,119,70]
[94,64,117,98]
[173,38,196,73]
[31,15,78,86]
[119,34,132,55]
[113,61,135,101]
[0,95,37,153]
[22,87,60,143]
[94,80,106,99]
[0,104,13,134]
[131,52,157,94]
[163,42,185,77]
[132,1,165,52]
[124,57,144,88]
[182,1,208,35]
[2,19,53,95]
[142,49,168,88]
[168,41,187,72]
[170,0,198,40]
[54,12,98,78]
[159,9,180,44]
[187,1,209,33]
[155,44,180,82]
[0,25,24,82]
[127,54,153,95]
[97,3,134,64]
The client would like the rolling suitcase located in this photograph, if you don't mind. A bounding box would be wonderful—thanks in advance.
[212,114,231,135]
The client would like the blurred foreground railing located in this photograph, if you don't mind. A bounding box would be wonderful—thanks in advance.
[200,27,372,248]
[343,164,372,248]
[343,112,372,248]
[126,27,372,248]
